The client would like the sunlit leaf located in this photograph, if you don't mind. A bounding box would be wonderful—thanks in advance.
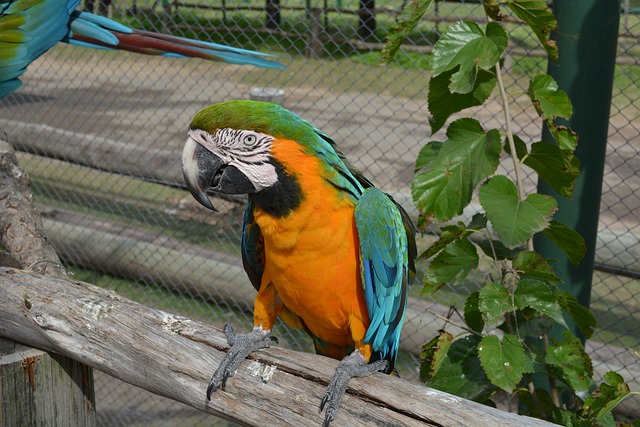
[548,124,578,152]
[478,281,513,326]
[514,278,567,327]
[478,334,528,392]
[508,0,558,61]
[479,175,557,248]
[528,74,573,121]
[431,21,507,93]
[413,118,501,221]
[583,371,633,421]
[420,330,454,381]
[513,251,560,282]
[382,0,436,62]
[546,332,593,393]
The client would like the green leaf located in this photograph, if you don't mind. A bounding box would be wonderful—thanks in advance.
[421,214,488,260]
[428,65,497,134]
[476,239,519,260]
[420,330,454,381]
[413,118,501,221]
[478,334,527,392]
[478,281,513,327]
[420,222,470,260]
[513,251,560,282]
[528,74,573,121]
[515,138,580,198]
[546,332,593,393]
[479,175,557,248]
[516,388,564,421]
[507,0,558,61]
[482,0,504,21]
[424,238,478,292]
[557,292,596,339]
[548,124,578,152]
[543,220,587,266]
[431,21,507,93]
[514,278,567,327]
[582,371,633,421]
[464,291,484,333]
[381,0,436,62]
[505,135,580,198]
[429,335,497,402]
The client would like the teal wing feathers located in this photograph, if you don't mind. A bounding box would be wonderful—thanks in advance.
[0,0,283,98]
[355,187,412,372]
[0,0,76,96]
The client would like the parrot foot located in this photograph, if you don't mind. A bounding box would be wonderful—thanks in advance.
[206,324,277,399]
[319,350,388,427]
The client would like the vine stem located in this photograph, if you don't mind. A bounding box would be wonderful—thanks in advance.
[495,60,534,252]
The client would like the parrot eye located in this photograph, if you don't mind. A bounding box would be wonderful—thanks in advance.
[243,134,257,146]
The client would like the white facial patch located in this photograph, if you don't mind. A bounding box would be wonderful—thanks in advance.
[187,128,278,191]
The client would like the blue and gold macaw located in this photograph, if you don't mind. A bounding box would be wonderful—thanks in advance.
[0,0,284,97]
[181,100,417,425]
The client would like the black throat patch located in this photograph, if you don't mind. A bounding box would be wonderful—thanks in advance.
[249,159,302,217]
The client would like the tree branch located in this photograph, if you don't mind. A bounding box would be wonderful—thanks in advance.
[0,141,66,278]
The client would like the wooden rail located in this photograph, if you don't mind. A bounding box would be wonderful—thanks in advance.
[0,267,557,426]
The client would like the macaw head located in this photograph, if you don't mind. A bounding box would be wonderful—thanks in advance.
[181,100,308,214]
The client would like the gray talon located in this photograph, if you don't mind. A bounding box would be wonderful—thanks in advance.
[319,351,388,426]
[206,324,274,399]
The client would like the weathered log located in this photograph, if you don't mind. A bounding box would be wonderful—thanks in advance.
[0,141,96,426]
[0,268,555,426]
[0,141,66,278]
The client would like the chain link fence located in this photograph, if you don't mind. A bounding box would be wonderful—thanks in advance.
[0,0,638,424]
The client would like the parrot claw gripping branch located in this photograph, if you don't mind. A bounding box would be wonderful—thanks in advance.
[182,100,417,426]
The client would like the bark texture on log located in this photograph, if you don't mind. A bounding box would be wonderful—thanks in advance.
[0,141,65,278]
[0,268,556,427]
[0,140,96,425]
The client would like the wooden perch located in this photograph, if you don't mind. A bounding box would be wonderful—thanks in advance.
[0,141,66,278]
[0,140,96,425]
[0,268,555,426]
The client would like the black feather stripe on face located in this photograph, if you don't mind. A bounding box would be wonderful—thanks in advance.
[249,158,302,217]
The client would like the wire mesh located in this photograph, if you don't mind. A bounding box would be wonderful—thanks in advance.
[0,0,638,424]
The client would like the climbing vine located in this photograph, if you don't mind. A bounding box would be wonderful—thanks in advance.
[383,0,637,424]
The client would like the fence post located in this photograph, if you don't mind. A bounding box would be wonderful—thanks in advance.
[266,0,281,29]
[306,8,323,58]
[533,0,621,338]
[0,339,96,426]
[358,0,376,39]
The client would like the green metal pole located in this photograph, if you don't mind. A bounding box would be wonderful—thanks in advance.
[534,0,621,339]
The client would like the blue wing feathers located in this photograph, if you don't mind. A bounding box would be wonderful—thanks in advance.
[355,187,411,368]
[1,0,284,97]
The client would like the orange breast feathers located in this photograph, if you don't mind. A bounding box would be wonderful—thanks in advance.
[251,137,372,360]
